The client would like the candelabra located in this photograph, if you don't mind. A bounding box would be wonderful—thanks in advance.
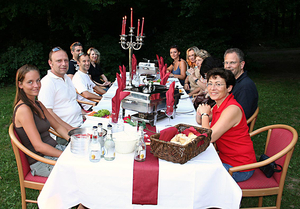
[119,27,145,86]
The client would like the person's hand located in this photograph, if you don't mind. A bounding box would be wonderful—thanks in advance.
[197,103,211,116]
[184,83,190,90]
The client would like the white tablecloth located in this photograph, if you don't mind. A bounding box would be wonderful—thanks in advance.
[38,79,242,209]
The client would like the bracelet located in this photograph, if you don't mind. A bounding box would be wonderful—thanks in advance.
[195,78,199,83]
[201,113,209,118]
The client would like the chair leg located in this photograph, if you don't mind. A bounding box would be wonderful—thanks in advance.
[258,196,263,207]
[21,187,27,209]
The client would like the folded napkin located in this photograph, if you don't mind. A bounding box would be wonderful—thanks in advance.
[150,93,160,100]
[132,54,137,79]
[119,65,126,90]
[182,126,202,137]
[112,74,130,123]
[159,127,179,141]
[166,81,175,116]
[160,72,170,85]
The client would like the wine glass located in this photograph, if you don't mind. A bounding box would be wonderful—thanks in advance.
[165,105,174,127]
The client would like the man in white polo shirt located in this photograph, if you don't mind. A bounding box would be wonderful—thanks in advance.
[72,52,105,111]
[39,47,83,136]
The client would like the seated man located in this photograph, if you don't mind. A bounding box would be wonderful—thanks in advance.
[72,52,105,111]
[38,47,84,144]
[224,48,258,119]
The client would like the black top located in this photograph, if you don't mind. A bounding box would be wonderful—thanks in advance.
[231,71,259,119]
[88,63,104,84]
[67,59,78,75]
[13,102,57,165]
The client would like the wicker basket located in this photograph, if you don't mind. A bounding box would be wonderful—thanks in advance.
[150,124,212,164]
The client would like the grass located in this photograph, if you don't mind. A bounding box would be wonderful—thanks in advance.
[0,50,299,208]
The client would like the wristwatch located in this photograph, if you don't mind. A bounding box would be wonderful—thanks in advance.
[201,113,209,118]
[194,78,199,83]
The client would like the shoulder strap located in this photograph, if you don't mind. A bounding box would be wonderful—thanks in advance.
[12,103,27,127]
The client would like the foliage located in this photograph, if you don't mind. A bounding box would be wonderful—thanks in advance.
[0,40,47,87]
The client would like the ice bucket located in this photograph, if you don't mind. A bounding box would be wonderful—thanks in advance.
[68,128,92,155]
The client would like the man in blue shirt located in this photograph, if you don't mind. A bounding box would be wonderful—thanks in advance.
[224,48,258,119]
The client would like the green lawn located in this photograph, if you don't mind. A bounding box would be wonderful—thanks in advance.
[1,65,299,208]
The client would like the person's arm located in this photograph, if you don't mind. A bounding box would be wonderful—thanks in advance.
[16,105,63,157]
[38,101,71,140]
[93,85,106,95]
[167,64,173,73]
[184,76,190,90]
[196,103,212,126]
[188,87,201,97]
[46,108,74,131]
[200,104,242,142]
[81,90,102,100]
[67,74,74,80]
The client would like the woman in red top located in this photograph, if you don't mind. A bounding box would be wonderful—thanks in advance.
[196,68,256,182]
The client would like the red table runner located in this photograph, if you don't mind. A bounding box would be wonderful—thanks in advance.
[132,125,159,205]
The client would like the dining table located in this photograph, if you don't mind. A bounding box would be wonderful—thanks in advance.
[37,78,242,209]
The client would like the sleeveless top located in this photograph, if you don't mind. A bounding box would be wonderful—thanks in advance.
[172,60,185,86]
[211,94,256,171]
[13,101,58,165]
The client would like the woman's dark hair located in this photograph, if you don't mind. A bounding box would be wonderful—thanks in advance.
[14,64,43,118]
[207,68,236,89]
[170,45,181,53]
[200,56,223,78]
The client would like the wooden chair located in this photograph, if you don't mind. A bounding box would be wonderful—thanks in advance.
[229,124,298,209]
[9,123,56,209]
[247,107,259,133]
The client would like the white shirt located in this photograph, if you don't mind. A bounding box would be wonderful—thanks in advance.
[72,70,97,110]
[38,70,83,127]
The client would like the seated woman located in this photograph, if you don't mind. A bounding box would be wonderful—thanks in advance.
[167,45,187,86]
[13,64,71,177]
[187,49,211,96]
[87,47,111,89]
[183,46,199,93]
[196,68,256,182]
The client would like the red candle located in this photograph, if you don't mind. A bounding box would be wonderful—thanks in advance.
[137,19,140,36]
[130,8,133,28]
[141,17,144,36]
[124,16,127,34]
[121,17,124,35]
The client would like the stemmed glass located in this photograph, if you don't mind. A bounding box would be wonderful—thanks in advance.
[165,105,174,127]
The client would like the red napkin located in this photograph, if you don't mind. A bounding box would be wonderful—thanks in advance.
[166,81,175,114]
[112,74,130,123]
[119,65,126,90]
[160,72,170,85]
[132,54,137,79]
[182,127,201,137]
[159,127,179,141]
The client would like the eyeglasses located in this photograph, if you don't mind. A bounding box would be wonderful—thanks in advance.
[223,61,239,65]
[52,47,62,52]
[207,83,226,88]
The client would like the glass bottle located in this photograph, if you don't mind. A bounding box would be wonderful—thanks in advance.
[97,123,105,158]
[89,126,101,162]
[104,124,115,161]
[134,126,146,162]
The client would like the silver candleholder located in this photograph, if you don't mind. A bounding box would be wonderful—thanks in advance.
[120,26,145,86]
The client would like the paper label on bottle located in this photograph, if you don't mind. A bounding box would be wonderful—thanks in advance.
[140,150,146,159]
[90,150,101,161]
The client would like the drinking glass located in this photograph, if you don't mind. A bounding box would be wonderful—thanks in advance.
[165,105,174,127]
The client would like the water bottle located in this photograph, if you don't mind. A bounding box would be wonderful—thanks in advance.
[104,124,115,161]
[89,126,101,162]
[97,123,105,158]
[134,126,146,162]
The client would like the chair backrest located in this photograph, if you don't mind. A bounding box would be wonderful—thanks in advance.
[247,107,259,133]
[10,124,31,179]
[264,127,296,184]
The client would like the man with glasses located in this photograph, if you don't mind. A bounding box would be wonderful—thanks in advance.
[67,42,83,79]
[38,47,84,144]
[72,52,105,111]
[224,48,258,119]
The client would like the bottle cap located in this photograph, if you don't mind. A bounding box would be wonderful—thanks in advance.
[93,126,97,129]
[98,123,103,126]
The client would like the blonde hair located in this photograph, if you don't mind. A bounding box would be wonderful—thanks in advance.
[87,47,101,64]
[195,49,211,60]
[186,46,200,67]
